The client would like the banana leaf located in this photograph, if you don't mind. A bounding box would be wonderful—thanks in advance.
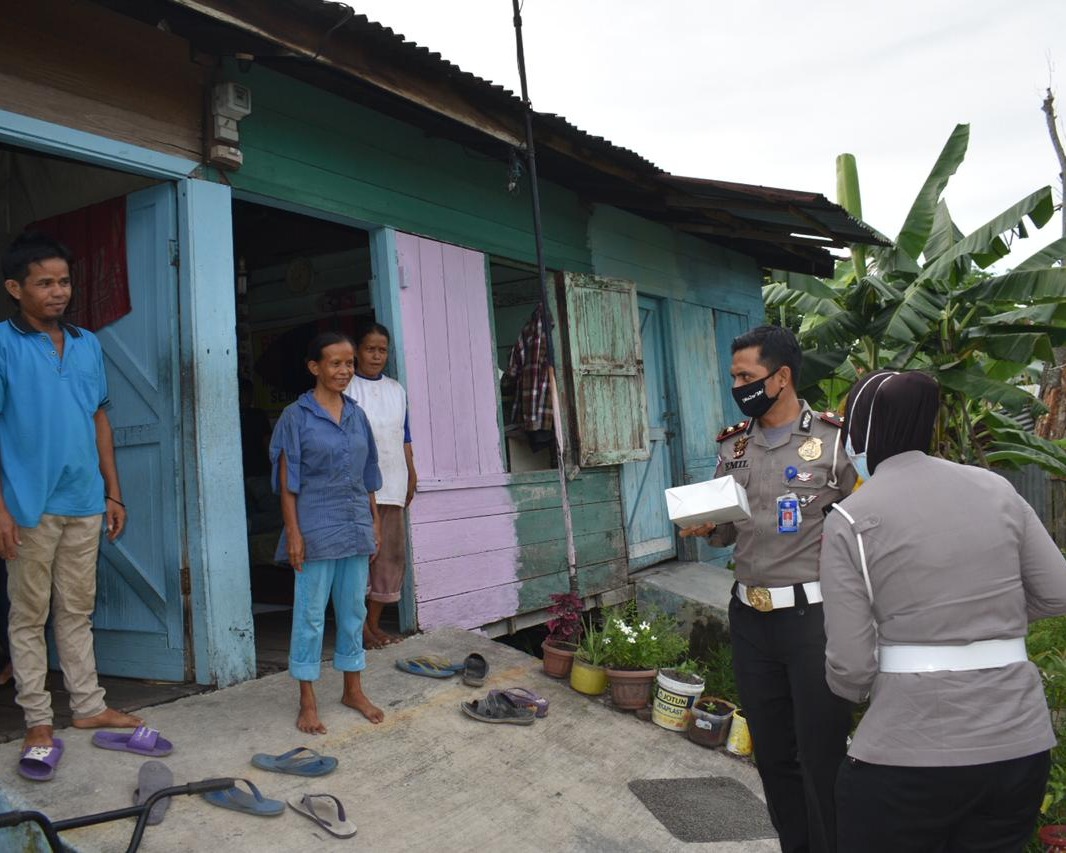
[980,303,1066,325]
[985,448,1066,478]
[972,333,1048,364]
[1013,236,1066,271]
[878,281,945,341]
[799,348,850,389]
[963,267,1066,304]
[936,365,1047,413]
[924,200,964,262]
[896,123,969,262]
[919,187,1056,284]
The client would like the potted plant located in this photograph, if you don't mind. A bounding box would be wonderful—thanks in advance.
[653,659,707,732]
[570,615,609,695]
[601,602,688,710]
[687,695,737,748]
[541,592,582,678]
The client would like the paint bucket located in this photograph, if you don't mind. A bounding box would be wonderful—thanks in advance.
[687,696,736,748]
[651,669,705,731]
[725,708,753,756]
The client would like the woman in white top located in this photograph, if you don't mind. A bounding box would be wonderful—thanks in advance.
[344,322,416,648]
[820,370,1066,852]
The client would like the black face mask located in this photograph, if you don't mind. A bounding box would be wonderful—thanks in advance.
[731,368,781,419]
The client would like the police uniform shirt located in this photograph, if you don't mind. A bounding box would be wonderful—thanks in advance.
[713,401,857,587]
[821,450,1066,767]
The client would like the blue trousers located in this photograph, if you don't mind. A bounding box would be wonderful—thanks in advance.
[289,555,368,682]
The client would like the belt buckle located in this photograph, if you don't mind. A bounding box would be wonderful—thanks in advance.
[747,586,773,612]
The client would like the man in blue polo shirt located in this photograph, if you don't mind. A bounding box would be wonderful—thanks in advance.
[1,232,142,774]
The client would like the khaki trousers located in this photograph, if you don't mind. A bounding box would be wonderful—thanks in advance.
[7,513,107,728]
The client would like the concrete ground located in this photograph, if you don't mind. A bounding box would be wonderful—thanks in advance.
[0,627,774,853]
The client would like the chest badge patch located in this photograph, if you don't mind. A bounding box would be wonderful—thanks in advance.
[796,471,813,482]
[797,437,823,462]
[733,436,750,459]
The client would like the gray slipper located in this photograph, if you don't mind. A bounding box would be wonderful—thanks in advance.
[462,653,488,687]
[133,760,173,826]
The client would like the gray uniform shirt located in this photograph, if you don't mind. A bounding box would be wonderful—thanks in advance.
[821,451,1066,767]
[712,401,857,587]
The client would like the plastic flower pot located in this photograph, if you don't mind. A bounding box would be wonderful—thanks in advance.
[569,656,608,695]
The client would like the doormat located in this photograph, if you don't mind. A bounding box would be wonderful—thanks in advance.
[628,776,777,842]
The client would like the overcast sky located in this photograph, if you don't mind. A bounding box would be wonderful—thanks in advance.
[351,1,1066,259]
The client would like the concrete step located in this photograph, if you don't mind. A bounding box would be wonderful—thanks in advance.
[634,559,736,653]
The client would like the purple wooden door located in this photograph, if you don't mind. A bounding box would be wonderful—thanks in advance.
[397,233,503,482]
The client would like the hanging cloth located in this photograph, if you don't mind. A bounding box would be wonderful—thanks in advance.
[502,304,553,434]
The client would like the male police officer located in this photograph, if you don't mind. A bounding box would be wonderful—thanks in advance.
[683,325,856,853]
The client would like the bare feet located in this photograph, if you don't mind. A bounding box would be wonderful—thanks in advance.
[24,724,54,749]
[342,671,383,723]
[71,708,143,729]
[373,627,402,646]
[297,681,327,734]
[362,626,385,650]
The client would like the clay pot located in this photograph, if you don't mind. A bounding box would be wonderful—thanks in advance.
[541,640,577,678]
[605,667,657,710]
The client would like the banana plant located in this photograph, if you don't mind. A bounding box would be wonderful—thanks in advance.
[765,123,1066,473]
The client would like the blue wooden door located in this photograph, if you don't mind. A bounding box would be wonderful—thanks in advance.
[714,309,751,425]
[91,184,186,679]
[621,297,676,569]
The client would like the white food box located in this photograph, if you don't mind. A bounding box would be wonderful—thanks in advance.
[665,476,751,528]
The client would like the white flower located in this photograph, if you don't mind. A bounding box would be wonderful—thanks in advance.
[603,637,611,644]
[627,637,637,644]
[639,621,650,631]
[651,636,657,641]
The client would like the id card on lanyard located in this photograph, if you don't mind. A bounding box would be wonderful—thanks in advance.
[777,493,801,534]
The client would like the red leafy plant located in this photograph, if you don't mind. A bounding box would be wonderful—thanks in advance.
[545,592,584,647]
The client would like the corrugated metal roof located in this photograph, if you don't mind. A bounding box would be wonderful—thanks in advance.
[165,0,888,274]
[281,0,662,171]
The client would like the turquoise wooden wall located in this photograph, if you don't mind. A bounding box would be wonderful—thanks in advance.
[588,204,765,476]
[227,64,592,274]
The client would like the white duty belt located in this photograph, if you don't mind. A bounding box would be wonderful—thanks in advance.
[828,503,1030,674]
[736,581,822,612]
[878,638,1028,673]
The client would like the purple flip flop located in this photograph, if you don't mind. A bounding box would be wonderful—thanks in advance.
[18,737,64,782]
[92,726,174,757]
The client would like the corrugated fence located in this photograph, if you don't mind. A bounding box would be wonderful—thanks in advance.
[997,465,1066,548]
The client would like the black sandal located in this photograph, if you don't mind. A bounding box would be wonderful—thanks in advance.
[460,691,535,725]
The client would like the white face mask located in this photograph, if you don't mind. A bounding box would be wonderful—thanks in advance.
[845,374,898,480]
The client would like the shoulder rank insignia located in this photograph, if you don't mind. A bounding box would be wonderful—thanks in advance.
[716,420,750,442]
[819,411,844,428]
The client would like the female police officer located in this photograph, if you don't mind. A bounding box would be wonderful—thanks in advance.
[821,370,1066,851]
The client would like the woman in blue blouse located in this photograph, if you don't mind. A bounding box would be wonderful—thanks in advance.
[270,332,384,733]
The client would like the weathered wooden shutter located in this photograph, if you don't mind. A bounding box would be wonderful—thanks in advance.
[563,272,649,466]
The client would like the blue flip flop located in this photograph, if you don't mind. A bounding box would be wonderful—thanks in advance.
[251,747,337,777]
[202,778,284,817]
[395,656,465,678]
